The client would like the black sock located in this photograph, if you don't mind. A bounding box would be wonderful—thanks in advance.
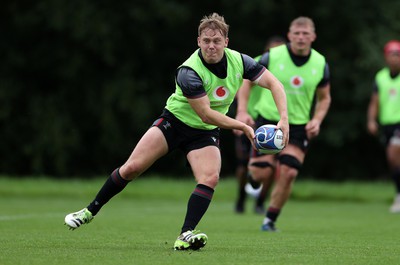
[87,168,130,216]
[256,195,265,208]
[266,207,281,223]
[238,186,247,204]
[181,184,214,233]
[392,168,400,193]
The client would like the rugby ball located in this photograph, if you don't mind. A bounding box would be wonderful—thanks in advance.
[254,124,285,154]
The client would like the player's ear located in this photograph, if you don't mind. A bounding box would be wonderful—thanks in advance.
[197,37,201,47]
[287,32,291,42]
[225,37,229,47]
[311,33,316,42]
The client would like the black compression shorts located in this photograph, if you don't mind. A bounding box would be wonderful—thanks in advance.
[235,133,252,166]
[382,123,400,146]
[152,109,220,155]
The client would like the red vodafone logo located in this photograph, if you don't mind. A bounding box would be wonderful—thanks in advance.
[290,76,304,89]
[213,86,229,100]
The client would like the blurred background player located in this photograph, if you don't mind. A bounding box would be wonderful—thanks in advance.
[236,17,331,231]
[234,36,286,214]
[367,40,400,213]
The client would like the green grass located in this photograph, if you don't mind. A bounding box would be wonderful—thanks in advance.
[1,176,399,265]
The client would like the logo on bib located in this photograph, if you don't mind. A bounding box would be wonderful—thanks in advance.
[290,76,304,89]
[213,86,229,100]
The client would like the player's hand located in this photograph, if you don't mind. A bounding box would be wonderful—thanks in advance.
[277,119,289,147]
[367,120,378,136]
[242,124,256,150]
[305,119,321,139]
[234,111,255,136]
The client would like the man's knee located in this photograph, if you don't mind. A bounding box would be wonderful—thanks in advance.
[120,162,144,180]
[196,169,220,188]
[278,154,302,171]
[276,155,302,184]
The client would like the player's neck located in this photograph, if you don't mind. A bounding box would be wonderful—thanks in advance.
[389,69,399,78]
[291,48,311,57]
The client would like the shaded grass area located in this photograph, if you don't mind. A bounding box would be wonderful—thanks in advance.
[1,176,399,265]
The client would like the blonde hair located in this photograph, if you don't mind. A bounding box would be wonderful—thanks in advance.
[290,16,315,32]
[198,13,229,38]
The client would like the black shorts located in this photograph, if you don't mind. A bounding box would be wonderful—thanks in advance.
[235,133,251,166]
[252,116,309,157]
[152,109,220,155]
[382,123,400,146]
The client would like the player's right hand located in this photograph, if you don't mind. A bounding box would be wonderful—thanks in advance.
[241,124,256,150]
[367,120,378,136]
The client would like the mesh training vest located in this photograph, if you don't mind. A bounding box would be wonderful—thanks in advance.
[375,68,400,125]
[255,45,325,124]
[247,55,264,119]
[166,48,244,130]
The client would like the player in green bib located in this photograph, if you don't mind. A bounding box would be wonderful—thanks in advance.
[367,40,400,213]
[233,36,286,215]
[237,17,331,231]
[64,13,289,250]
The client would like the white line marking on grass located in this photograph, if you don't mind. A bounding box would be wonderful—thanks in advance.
[0,213,63,221]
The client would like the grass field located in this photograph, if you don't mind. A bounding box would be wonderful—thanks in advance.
[1,176,399,265]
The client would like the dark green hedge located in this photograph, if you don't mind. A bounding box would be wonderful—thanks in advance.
[1,0,399,179]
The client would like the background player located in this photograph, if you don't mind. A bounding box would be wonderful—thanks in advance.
[234,36,286,214]
[367,40,400,213]
[237,17,331,231]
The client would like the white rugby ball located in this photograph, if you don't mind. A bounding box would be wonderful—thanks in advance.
[254,124,285,154]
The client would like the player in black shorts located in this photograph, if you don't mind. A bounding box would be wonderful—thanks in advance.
[367,40,400,213]
[237,17,331,231]
[234,36,286,215]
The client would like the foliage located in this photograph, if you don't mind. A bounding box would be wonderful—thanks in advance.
[1,0,399,179]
